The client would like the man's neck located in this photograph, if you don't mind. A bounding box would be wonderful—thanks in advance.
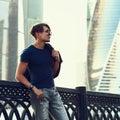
[33,41,45,49]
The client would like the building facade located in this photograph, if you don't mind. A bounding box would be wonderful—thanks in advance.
[88,0,120,94]
[0,0,43,81]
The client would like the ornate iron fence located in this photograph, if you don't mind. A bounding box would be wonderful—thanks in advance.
[0,80,87,120]
[87,91,120,120]
[0,80,120,120]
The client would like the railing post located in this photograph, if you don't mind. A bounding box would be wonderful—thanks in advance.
[76,86,88,120]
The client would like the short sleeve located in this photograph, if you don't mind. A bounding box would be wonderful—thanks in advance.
[20,49,30,63]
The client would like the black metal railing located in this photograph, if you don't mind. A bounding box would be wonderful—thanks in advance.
[87,91,120,120]
[0,80,120,120]
[0,80,87,120]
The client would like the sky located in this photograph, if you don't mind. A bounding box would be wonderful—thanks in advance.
[43,0,87,88]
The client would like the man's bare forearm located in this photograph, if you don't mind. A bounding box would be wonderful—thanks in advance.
[53,60,60,75]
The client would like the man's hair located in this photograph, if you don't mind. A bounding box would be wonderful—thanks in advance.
[30,23,51,38]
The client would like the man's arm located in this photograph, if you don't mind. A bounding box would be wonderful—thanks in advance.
[15,62,44,98]
[52,50,62,77]
[46,43,62,78]
[15,62,31,88]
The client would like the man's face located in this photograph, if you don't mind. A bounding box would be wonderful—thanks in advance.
[38,26,52,42]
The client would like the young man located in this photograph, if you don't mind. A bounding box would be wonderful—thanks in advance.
[15,23,69,120]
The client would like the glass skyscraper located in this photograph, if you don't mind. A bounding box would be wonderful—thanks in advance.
[0,0,43,81]
[88,0,120,94]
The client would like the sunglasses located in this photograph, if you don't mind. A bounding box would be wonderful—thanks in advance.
[44,30,52,36]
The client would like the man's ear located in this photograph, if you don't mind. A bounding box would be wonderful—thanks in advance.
[35,32,41,39]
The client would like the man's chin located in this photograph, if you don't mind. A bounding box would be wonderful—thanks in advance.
[45,40,50,42]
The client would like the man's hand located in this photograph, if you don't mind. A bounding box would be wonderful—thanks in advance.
[32,87,44,99]
[52,50,60,62]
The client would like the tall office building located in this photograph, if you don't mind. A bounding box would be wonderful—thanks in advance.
[0,0,10,80]
[23,0,43,47]
[0,20,4,80]
[6,0,18,81]
[0,0,43,81]
[88,0,120,94]
[96,22,120,93]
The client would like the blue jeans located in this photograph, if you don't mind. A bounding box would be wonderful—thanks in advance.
[30,87,69,120]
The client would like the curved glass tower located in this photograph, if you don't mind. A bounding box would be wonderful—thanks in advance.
[88,0,120,93]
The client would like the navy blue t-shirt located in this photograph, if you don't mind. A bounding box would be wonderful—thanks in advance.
[20,44,55,89]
